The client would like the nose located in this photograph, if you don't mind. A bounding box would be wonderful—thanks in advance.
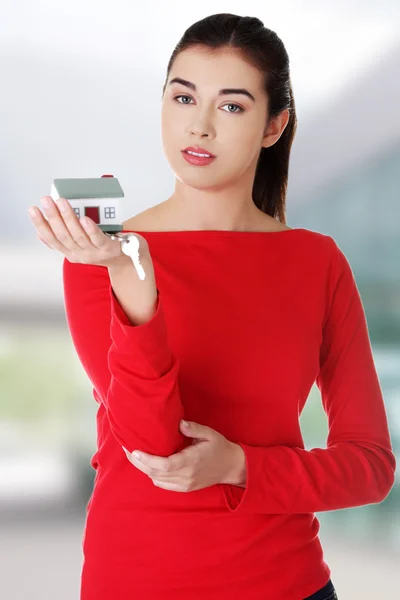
[188,111,215,139]
[189,126,216,142]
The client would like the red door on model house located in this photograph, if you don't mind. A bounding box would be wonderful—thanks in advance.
[85,206,100,223]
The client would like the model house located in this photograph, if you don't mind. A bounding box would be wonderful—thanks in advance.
[50,174,124,233]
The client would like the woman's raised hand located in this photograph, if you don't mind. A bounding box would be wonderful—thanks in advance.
[28,196,150,269]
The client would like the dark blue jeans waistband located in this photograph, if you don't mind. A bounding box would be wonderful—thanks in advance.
[303,578,338,600]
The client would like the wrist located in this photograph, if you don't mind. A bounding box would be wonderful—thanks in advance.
[226,443,247,487]
[108,250,153,273]
[107,254,134,271]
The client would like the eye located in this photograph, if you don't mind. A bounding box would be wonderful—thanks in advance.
[174,95,193,105]
[173,95,244,114]
[221,104,243,114]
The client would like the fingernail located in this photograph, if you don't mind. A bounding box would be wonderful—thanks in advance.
[28,207,37,218]
[41,197,50,208]
[133,451,141,461]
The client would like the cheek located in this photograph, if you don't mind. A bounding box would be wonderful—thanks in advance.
[160,117,176,158]
[161,130,178,167]
[235,131,263,168]
[222,139,257,169]
[161,109,180,150]
[161,102,180,129]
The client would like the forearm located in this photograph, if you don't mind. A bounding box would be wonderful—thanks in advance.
[108,255,159,326]
[106,253,186,454]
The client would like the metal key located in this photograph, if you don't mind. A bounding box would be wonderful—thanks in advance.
[108,233,146,280]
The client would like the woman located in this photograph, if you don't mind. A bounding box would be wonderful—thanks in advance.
[28,13,396,600]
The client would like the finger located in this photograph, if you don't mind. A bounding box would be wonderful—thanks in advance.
[124,449,171,472]
[152,480,185,491]
[125,455,151,476]
[122,448,153,476]
[125,452,188,487]
[28,204,71,254]
[77,214,118,252]
[39,196,90,253]
[52,196,122,254]
[37,233,53,249]
[125,451,172,478]
[53,197,95,250]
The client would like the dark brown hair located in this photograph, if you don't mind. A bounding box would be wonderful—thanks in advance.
[161,13,297,225]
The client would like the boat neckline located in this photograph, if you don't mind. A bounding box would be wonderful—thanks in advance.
[119,227,308,237]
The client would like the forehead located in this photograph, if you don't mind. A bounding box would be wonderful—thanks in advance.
[169,46,264,92]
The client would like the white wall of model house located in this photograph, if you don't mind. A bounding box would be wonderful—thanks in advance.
[50,185,124,227]
[67,198,123,226]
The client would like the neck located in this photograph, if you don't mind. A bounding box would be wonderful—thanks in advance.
[163,185,271,232]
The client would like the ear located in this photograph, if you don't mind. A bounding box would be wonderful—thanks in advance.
[261,108,290,149]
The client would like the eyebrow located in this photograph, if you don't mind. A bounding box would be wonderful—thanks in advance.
[168,77,256,102]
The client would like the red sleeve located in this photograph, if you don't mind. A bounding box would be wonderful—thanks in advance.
[220,239,396,514]
[62,258,186,456]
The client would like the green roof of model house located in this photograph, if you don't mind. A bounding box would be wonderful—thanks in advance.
[52,177,124,199]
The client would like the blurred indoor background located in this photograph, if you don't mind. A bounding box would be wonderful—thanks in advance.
[1,1,399,598]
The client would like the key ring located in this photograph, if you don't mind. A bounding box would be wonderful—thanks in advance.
[105,232,132,243]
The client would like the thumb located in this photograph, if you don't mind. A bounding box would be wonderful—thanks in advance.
[180,420,213,439]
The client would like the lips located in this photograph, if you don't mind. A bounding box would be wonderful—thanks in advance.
[182,146,216,158]
[181,151,216,166]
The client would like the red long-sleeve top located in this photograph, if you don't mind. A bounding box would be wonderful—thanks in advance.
[62,227,396,600]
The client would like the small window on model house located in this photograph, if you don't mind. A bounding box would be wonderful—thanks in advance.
[105,207,115,219]
[73,207,80,217]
